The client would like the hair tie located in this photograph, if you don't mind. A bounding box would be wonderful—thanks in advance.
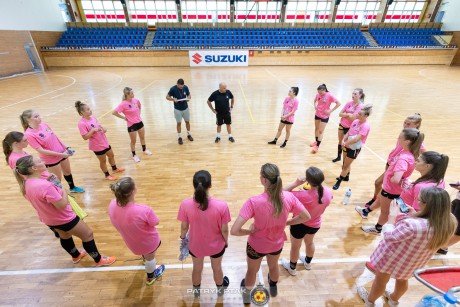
[198,182,202,186]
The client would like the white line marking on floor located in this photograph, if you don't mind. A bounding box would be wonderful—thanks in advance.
[50,93,65,99]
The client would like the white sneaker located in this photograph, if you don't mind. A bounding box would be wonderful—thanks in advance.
[355,206,369,219]
[384,290,399,306]
[299,253,311,270]
[133,155,140,163]
[357,287,384,307]
[143,149,152,155]
[281,258,297,276]
[361,225,381,235]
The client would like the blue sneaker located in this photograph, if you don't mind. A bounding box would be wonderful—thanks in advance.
[146,264,165,286]
[69,186,85,193]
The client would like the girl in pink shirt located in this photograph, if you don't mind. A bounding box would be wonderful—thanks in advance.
[108,177,164,286]
[363,113,424,208]
[231,163,310,302]
[401,151,448,211]
[267,87,299,148]
[14,155,116,267]
[333,104,373,190]
[310,84,341,154]
[112,87,152,163]
[282,167,333,275]
[75,101,124,181]
[177,170,231,296]
[20,110,84,193]
[359,187,456,306]
[358,128,424,234]
[333,88,364,163]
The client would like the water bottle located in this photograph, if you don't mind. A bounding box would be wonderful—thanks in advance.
[415,291,458,306]
[343,188,351,205]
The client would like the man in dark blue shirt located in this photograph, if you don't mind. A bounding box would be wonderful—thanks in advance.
[166,78,193,145]
[207,82,235,143]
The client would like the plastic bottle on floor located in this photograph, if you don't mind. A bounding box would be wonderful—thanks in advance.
[343,188,352,205]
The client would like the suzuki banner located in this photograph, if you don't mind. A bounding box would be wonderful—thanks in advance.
[189,50,249,67]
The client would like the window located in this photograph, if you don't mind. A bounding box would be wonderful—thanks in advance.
[81,0,126,23]
[385,0,427,23]
[285,1,331,23]
[235,0,282,23]
[129,0,177,25]
[335,1,380,25]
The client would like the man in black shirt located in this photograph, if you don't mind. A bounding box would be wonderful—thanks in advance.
[207,82,235,143]
[166,78,193,145]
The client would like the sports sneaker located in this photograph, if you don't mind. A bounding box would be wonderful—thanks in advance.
[268,273,278,297]
[112,167,125,173]
[336,175,349,182]
[355,206,369,219]
[332,156,341,163]
[280,142,287,148]
[187,134,194,141]
[311,145,319,153]
[384,290,399,307]
[332,181,341,190]
[146,264,165,286]
[229,137,235,143]
[69,186,85,193]
[143,149,152,155]
[268,140,277,145]
[215,137,221,143]
[95,255,117,267]
[240,279,251,304]
[365,261,376,273]
[436,248,448,255]
[361,226,381,235]
[105,174,117,181]
[310,141,317,147]
[299,253,311,270]
[217,276,230,296]
[72,249,87,264]
[281,258,297,276]
[178,137,183,145]
[133,155,140,163]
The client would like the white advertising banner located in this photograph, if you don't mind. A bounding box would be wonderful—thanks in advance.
[189,50,249,67]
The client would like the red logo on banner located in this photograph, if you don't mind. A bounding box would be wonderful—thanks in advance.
[192,53,202,64]
[249,50,254,57]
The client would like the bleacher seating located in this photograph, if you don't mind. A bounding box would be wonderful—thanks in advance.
[56,27,148,48]
[368,27,443,47]
[152,27,370,49]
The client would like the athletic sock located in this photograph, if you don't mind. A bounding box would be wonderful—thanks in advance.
[187,131,191,135]
[178,133,182,138]
[132,151,136,157]
[229,134,233,138]
[60,237,80,258]
[337,144,342,156]
[217,133,221,138]
[104,171,110,177]
[315,137,318,143]
[290,261,297,270]
[82,239,101,263]
[111,165,117,170]
[268,276,277,287]
[145,258,157,278]
[63,174,75,189]
[316,140,322,147]
[375,224,383,231]
[306,256,313,264]
[142,145,146,151]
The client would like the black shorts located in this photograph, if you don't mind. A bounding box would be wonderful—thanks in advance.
[147,240,162,255]
[127,121,144,133]
[189,245,226,259]
[280,120,293,125]
[342,146,361,159]
[216,113,231,126]
[380,189,400,200]
[290,224,320,239]
[93,145,112,156]
[48,215,80,232]
[246,242,282,260]
[338,124,350,134]
[314,115,329,123]
[45,157,67,168]
[451,199,460,236]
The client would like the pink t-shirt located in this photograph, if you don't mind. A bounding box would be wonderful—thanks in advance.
[239,191,304,254]
[78,116,110,152]
[24,178,75,226]
[315,92,338,119]
[291,187,333,228]
[114,99,142,127]
[383,150,415,195]
[108,200,160,255]
[25,123,66,165]
[339,101,363,128]
[347,119,371,145]
[401,180,445,211]
[282,97,299,123]
[387,140,426,164]
[177,197,231,258]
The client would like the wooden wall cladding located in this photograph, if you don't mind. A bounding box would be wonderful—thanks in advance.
[0,30,35,78]
[30,31,63,70]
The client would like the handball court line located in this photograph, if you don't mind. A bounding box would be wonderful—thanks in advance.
[264,68,386,163]
[237,79,255,123]
[0,254,457,276]
[0,75,77,111]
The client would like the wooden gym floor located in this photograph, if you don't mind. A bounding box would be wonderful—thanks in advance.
[0,65,459,306]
